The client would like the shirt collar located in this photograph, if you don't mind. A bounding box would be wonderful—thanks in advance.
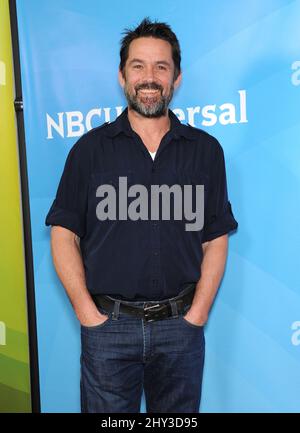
[103,107,198,140]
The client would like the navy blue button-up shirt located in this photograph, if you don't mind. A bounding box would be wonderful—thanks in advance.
[45,107,238,301]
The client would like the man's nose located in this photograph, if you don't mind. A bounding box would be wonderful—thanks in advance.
[143,66,155,81]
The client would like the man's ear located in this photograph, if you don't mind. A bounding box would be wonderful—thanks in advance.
[118,69,125,88]
[173,71,182,90]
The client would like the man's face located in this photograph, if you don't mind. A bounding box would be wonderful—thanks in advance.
[119,37,181,118]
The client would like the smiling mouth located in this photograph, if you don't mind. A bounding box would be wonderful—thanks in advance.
[138,89,160,95]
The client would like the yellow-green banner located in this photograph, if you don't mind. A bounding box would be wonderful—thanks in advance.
[0,0,31,412]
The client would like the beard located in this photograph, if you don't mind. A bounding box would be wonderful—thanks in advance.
[124,81,174,118]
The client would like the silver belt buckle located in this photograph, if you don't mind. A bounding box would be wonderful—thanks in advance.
[143,303,167,322]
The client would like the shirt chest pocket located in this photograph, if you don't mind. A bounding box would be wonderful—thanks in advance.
[90,170,134,187]
[157,169,209,227]
[88,170,135,216]
[158,169,209,191]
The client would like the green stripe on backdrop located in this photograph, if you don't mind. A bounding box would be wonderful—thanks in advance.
[0,0,31,412]
[0,383,30,413]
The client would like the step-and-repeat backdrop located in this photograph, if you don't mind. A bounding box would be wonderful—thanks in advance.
[0,0,31,413]
[16,0,300,412]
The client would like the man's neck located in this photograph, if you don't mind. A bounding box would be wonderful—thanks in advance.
[127,107,171,140]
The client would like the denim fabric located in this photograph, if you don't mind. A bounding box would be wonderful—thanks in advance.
[80,294,205,413]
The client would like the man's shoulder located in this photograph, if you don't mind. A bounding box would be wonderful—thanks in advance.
[66,122,112,159]
[179,123,225,164]
[81,121,112,140]
[71,121,117,152]
[181,122,221,147]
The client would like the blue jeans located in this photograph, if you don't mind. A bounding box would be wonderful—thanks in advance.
[80,293,205,413]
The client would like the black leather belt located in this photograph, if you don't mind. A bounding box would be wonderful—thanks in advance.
[92,283,196,322]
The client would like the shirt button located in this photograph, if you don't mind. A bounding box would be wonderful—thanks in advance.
[154,251,159,256]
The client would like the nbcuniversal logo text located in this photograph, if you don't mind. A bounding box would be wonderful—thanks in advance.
[46,89,248,139]
[291,321,300,346]
[291,60,300,86]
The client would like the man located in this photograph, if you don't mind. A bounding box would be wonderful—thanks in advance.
[45,18,238,413]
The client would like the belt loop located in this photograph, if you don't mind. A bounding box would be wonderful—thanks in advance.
[112,300,121,320]
[169,300,179,318]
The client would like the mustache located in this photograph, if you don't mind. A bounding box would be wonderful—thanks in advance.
[135,82,163,93]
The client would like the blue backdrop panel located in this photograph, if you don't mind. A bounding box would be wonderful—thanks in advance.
[16,0,300,412]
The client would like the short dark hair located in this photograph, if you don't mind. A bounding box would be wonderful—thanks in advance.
[119,17,181,80]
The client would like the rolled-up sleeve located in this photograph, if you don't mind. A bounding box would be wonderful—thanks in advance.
[202,138,238,243]
[45,135,91,238]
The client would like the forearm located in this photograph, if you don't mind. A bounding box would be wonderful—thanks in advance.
[50,226,100,323]
[189,234,228,324]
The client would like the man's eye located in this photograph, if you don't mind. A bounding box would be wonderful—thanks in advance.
[133,64,142,69]
[158,65,167,70]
